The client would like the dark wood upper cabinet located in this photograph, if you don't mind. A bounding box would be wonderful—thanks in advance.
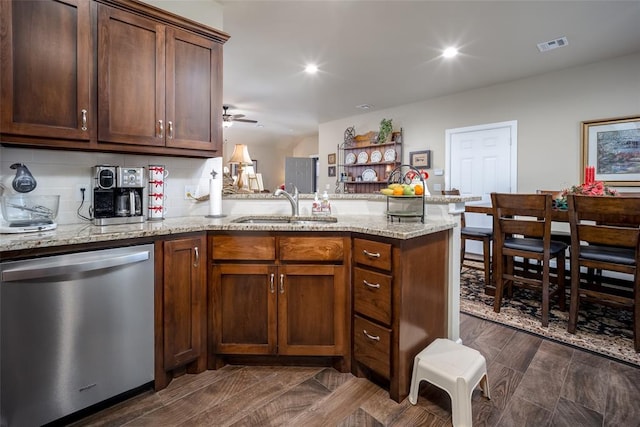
[1,0,228,157]
[0,0,94,142]
[98,4,223,153]
[165,27,222,151]
[98,5,165,147]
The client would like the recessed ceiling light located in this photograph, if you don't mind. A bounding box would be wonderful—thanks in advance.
[442,47,458,58]
[356,104,373,110]
[304,64,318,74]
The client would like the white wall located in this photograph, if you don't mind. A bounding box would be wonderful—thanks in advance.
[140,0,224,30]
[318,53,640,194]
[292,135,319,158]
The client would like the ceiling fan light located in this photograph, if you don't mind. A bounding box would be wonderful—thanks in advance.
[223,120,233,128]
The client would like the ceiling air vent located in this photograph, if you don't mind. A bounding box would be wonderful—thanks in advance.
[537,36,568,53]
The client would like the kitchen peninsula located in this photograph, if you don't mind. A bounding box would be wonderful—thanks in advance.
[0,193,477,419]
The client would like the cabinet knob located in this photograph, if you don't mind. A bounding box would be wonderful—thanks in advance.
[363,280,381,289]
[158,120,164,138]
[279,273,284,294]
[167,121,174,139]
[81,109,88,131]
[363,330,380,341]
[363,249,381,258]
[193,246,199,267]
[270,273,275,293]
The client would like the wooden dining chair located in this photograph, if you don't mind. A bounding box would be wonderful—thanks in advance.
[491,193,568,326]
[567,194,640,351]
[442,189,493,286]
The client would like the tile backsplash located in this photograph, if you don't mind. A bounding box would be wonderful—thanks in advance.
[0,146,219,225]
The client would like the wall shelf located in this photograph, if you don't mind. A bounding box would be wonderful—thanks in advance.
[336,130,403,194]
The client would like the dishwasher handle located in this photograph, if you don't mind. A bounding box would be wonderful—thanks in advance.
[1,250,151,282]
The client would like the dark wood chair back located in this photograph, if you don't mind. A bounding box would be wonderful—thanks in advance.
[492,193,551,242]
[566,194,640,351]
[491,192,567,326]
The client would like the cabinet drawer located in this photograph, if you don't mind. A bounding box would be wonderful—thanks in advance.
[279,236,344,262]
[354,267,392,325]
[210,235,275,261]
[353,238,392,271]
[354,315,391,378]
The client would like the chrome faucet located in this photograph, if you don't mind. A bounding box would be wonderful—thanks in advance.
[274,186,299,217]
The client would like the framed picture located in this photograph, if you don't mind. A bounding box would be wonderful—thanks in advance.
[328,165,336,177]
[409,150,431,169]
[582,116,640,186]
[252,160,258,173]
[328,153,336,165]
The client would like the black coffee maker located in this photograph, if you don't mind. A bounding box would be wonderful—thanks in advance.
[93,166,145,225]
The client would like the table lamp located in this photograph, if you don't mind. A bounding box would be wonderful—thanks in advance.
[228,144,253,191]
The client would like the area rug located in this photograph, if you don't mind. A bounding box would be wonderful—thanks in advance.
[459,264,640,366]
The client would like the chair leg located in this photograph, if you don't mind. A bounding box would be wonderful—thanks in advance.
[567,268,580,334]
[482,238,491,286]
[493,253,504,314]
[541,261,550,327]
[634,279,640,352]
[460,236,466,270]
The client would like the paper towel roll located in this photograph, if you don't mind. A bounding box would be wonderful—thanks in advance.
[209,178,223,216]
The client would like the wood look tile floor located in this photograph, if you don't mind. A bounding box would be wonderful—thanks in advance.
[71,314,640,427]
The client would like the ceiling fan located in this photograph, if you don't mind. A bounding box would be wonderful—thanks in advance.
[222,105,257,127]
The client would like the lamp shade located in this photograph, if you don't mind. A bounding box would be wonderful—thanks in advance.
[228,144,252,165]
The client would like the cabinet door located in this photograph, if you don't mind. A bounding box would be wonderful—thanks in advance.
[0,0,92,141]
[165,27,222,152]
[212,264,277,355]
[98,4,165,146]
[163,236,206,370]
[277,264,346,356]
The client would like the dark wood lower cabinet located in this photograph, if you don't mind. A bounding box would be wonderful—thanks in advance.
[208,233,350,371]
[154,233,206,391]
[352,231,448,402]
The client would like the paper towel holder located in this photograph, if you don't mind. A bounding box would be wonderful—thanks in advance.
[205,168,226,218]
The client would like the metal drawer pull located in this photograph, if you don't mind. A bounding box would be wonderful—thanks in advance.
[363,330,380,341]
[363,249,381,258]
[168,121,174,139]
[363,280,380,289]
[158,120,164,138]
[279,273,284,294]
[270,273,275,293]
[193,246,199,267]
[81,109,88,131]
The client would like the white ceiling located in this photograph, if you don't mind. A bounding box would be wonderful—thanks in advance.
[219,1,640,147]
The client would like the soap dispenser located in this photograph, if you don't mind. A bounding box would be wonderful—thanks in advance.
[321,190,331,215]
[312,192,321,215]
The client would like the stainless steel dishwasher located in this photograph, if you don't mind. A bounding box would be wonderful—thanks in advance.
[0,244,155,427]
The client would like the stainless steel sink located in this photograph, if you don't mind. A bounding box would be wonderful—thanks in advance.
[231,215,337,224]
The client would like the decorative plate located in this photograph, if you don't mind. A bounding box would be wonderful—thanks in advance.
[362,168,377,182]
[384,148,396,162]
[357,151,369,164]
[345,153,356,165]
[370,150,382,163]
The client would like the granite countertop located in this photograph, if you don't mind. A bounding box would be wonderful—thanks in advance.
[0,214,456,253]
[226,193,476,204]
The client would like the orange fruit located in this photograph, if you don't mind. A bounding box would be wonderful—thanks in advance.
[414,184,424,195]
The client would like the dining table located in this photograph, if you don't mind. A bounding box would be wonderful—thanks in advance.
[465,203,569,222]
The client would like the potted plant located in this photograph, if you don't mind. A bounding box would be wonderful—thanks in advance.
[377,118,393,143]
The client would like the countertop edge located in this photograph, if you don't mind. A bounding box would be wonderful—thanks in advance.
[0,215,456,253]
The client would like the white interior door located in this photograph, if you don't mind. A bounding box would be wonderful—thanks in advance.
[446,121,517,253]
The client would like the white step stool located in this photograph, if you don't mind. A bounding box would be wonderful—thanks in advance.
[409,338,490,427]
